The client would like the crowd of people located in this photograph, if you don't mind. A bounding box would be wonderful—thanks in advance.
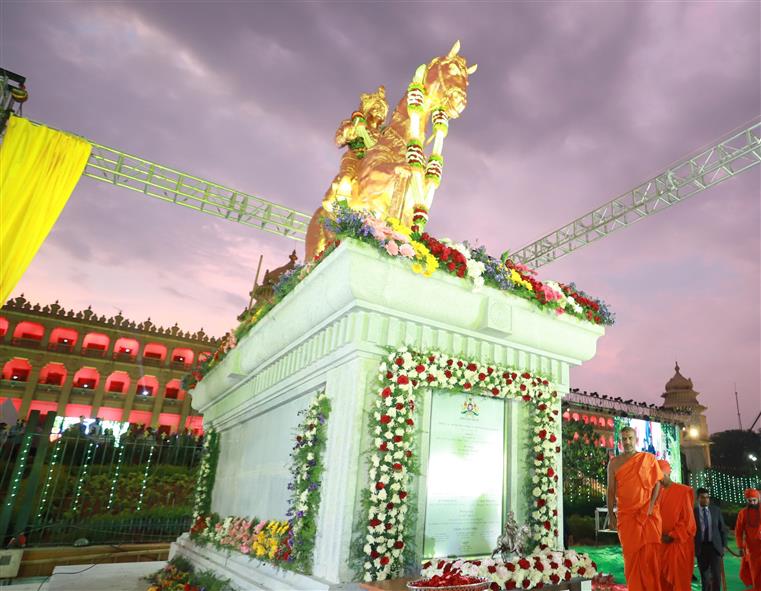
[608,425,761,590]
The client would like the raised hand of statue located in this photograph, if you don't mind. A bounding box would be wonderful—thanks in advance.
[334,86,388,153]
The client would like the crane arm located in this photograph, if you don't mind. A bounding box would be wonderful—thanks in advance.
[84,141,311,241]
[510,118,761,269]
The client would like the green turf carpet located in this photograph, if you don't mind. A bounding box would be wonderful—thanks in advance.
[572,541,748,590]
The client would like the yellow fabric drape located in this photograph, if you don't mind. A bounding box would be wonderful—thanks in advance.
[0,115,91,302]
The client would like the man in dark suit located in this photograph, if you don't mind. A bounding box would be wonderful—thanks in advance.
[694,487,728,591]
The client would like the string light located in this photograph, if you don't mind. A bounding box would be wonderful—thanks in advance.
[4,435,33,508]
[136,445,155,512]
[106,444,127,510]
[35,437,63,521]
[690,469,761,504]
[71,441,96,513]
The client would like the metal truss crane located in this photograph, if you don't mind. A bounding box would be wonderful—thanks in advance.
[84,141,311,241]
[510,117,761,269]
[0,68,311,242]
[73,116,761,254]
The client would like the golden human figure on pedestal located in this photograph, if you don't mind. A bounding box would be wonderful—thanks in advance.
[325,85,389,209]
[305,41,477,261]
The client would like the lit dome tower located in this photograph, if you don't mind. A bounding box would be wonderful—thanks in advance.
[661,362,711,472]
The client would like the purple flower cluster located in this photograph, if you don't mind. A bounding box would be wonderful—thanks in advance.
[322,205,375,240]
[469,244,514,290]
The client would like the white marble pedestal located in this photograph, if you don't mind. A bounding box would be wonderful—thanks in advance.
[172,240,604,589]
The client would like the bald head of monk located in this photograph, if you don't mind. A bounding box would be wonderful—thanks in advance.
[657,459,672,487]
[620,426,637,454]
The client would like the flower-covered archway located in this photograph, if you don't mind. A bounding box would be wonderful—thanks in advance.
[360,348,562,582]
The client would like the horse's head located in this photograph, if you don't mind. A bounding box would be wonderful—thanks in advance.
[423,40,477,119]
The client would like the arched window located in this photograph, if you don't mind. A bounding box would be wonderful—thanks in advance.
[39,363,68,386]
[0,317,9,339]
[12,321,45,347]
[72,367,100,389]
[2,358,32,381]
[142,343,167,366]
[105,371,131,394]
[136,375,159,397]
[164,378,184,400]
[48,327,79,352]
[170,348,194,368]
[113,337,139,361]
[82,333,110,357]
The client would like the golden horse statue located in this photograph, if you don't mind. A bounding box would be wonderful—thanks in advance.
[305,41,477,261]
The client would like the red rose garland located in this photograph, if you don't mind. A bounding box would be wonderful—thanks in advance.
[362,349,561,582]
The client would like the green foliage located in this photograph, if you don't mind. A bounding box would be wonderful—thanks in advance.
[194,570,236,591]
[147,558,236,591]
[167,555,194,573]
[562,418,609,507]
[39,463,199,520]
[42,506,193,545]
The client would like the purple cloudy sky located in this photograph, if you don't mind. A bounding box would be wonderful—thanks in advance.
[2,2,759,434]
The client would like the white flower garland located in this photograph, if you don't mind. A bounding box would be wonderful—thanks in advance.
[421,550,597,590]
[361,348,561,582]
[192,429,218,521]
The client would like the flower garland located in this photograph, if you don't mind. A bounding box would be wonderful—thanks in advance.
[191,429,219,522]
[147,557,236,591]
[420,550,597,590]
[359,348,561,582]
[285,390,331,572]
[185,206,613,390]
[190,391,331,574]
[325,210,438,277]
[325,205,614,326]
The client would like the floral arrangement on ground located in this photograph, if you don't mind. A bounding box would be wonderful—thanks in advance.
[421,550,597,590]
[146,556,235,591]
[189,390,330,574]
[355,348,563,582]
[183,206,613,390]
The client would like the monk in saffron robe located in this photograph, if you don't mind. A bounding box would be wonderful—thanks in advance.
[657,459,696,591]
[737,488,761,590]
[607,426,663,591]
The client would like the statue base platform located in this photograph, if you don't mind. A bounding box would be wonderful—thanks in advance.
[174,240,604,589]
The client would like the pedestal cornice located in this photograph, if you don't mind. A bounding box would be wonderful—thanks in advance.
[191,240,605,424]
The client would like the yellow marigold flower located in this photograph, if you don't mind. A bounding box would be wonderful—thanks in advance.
[387,217,412,237]
[411,262,424,274]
